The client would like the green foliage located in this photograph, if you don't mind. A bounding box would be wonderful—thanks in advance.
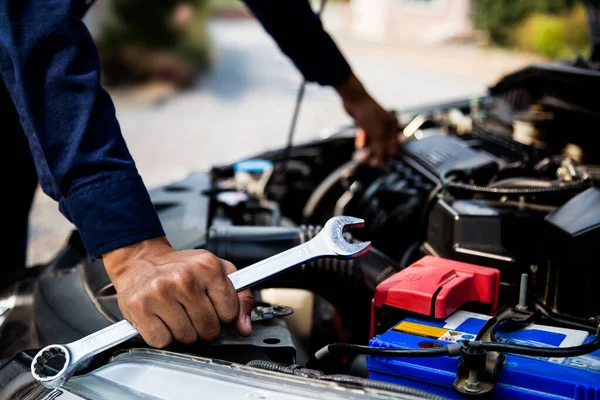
[99,0,211,85]
[103,0,208,50]
[514,4,590,59]
[472,0,576,45]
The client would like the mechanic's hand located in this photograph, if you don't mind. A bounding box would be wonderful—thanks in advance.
[103,236,254,348]
[335,73,398,166]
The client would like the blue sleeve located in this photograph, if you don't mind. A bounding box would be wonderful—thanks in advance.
[0,1,165,259]
[242,0,353,87]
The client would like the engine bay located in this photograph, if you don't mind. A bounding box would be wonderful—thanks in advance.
[1,63,600,399]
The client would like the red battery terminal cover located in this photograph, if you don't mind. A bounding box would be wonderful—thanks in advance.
[372,256,500,330]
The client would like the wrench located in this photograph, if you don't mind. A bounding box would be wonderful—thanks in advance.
[31,216,370,388]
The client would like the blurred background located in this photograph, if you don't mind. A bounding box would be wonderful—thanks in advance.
[28,0,590,265]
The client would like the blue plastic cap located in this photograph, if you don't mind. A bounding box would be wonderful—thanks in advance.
[233,159,274,173]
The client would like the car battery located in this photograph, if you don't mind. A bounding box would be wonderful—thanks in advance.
[366,311,600,399]
[367,256,600,399]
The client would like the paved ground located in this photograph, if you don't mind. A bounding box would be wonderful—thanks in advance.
[26,16,540,266]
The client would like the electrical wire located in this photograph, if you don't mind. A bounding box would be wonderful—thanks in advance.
[467,331,600,358]
[317,328,600,360]
[534,302,598,333]
[315,343,462,360]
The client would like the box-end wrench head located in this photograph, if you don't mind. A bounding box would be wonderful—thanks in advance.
[31,319,139,389]
[31,216,370,388]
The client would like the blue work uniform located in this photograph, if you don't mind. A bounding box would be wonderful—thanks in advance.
[0,0,351,286]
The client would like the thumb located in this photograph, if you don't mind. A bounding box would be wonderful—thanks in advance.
[235,289,254,336]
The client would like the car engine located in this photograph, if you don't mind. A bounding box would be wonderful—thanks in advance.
[1,63,600,399]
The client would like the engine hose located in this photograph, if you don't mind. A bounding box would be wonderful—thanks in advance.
[444,179,592,197]
[206,225,397,291]
[320,375,450,400]
[206,225,399,342]
[246,360,449,400]
[205,225,322,269]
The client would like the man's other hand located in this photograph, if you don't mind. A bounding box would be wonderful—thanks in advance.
[335,73,398,166]
[103,237,254,348]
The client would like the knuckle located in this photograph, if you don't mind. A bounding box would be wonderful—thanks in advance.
[149,276,171,296]
[202,255,225,278]
[172,268,195,292]
[125,294,146,313]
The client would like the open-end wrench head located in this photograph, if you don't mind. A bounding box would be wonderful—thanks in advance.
[320,216,371,258]
[31,344,72,389]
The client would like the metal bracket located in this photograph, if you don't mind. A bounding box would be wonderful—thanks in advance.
[251,304,294,322]
[453,307,535,397]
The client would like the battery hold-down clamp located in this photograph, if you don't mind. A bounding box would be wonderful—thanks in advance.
[454,274,537,397]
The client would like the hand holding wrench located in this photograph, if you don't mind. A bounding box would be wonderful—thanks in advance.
[31,216,371,388]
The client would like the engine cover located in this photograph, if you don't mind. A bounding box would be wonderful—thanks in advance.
[402,133,499,182]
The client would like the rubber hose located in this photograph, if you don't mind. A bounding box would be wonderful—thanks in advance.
[207,225,399,342]
[205,225,321,269]
[321,375,450,400]
[445,179,592,197]
[246,360,448,400]
[471,333,600,357]
[206,225,397,291]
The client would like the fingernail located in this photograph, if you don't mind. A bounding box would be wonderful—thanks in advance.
[245,314,252,331]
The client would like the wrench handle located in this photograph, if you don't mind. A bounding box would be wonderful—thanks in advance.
[228,238,330,291]
[68,319,139,363]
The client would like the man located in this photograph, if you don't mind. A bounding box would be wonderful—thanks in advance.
[0,0,397,348]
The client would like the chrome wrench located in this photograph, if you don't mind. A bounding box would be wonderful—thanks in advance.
[31,216,371,388]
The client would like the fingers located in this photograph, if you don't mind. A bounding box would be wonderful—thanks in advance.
[137,316,172,348]
[122,298,173,348]
[219,259,254,337]
[184,296,223,341]
[355,128,367,149]
[235,289,255,336]
[203,257,240,325]
[155,301,198,344]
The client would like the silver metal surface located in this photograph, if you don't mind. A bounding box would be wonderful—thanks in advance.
[516,273,529,312]
[55,349,416,400]
[31,216,370,389]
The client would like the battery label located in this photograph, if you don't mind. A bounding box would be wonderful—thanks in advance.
[394,321,448,339]
[393,321,474,343]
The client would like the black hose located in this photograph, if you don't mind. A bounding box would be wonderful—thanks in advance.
[317,330,600,360]
[468,331,600,358]
[246,360,303,374]
[534,302,598,333]
[315,343,462,360]
[444,179,592,197]
[320,375,450,400]
[247,360,449,400]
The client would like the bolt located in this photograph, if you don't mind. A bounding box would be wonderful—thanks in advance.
[516,273,528,312]
[530,264,538,274]
[463,369,481,393]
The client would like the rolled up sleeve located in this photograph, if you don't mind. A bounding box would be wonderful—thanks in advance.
[0,0,164,258]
